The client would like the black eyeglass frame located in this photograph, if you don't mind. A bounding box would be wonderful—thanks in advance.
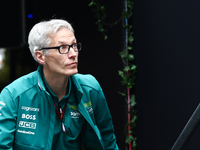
[39,43,82,54]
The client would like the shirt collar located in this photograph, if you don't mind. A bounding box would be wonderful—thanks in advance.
[37,65,71,99]
[37,65,83,103]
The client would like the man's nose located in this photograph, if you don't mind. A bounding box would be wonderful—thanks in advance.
[68,47,78,57]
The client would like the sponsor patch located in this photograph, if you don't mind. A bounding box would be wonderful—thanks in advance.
[70,111,81,118]
[21,106,40,112]
[19,121,36,129]
[87,107,93,114]
[0,102,6,115]
[69,105,77,110]
[0,101,5,106]
[17,129,35,135]
[84,101,93,114]
[84,101,92,108]
[22,114,36,120]
[69,105,81,118]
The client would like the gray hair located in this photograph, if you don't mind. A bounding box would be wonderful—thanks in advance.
[28,19,74,62]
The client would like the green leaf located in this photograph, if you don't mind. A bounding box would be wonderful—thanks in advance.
[121,12,129,19]
[123,24,129,29]
[95,19,101,24]
[119,50,128,59]
[118,70,124,78]
[130,95,136,104]
[128,130,133,134]
[127,54,134,60]
[131,65,137,70]
[127,1,134,9]
[122,11,133,19]
[128,46,133,50]
[130,115,137,123]
[130,101,136,107]
[128,11,133,18]
[125,135,134,144]
[124,66,130,72]
[104,35,108,40]
[100,6,105,11]
[88,1,94,7]
[129,36,134,44]
[127,85,132,89]
[118,91,126,97]
[132,139,137,149]
[100,28,104,32]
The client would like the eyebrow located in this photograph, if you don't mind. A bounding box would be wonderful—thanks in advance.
[58,40,77,45]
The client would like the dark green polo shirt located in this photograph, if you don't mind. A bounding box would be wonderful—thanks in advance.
[42,73,85,150]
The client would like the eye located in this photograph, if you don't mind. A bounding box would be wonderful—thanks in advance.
[60,45,68,50]
[72,43,77,48]
[59,45,69,53]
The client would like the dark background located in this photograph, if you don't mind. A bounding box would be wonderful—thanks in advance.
[1,0,200,150]
[133,0,200,150]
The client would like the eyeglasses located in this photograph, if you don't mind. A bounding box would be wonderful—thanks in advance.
[40,43,82,54]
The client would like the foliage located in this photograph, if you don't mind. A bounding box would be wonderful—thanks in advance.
[89,0,137,149]
[89,0,121,40]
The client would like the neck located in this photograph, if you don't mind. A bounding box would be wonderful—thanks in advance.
[43,69,69,102]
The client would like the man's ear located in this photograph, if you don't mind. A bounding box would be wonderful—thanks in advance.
[35,51,46,65]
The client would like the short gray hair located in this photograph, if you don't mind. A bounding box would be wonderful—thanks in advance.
[28,19,74,62]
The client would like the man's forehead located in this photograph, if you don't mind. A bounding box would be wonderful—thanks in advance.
[50,29,76,45]
[57,39,77,44]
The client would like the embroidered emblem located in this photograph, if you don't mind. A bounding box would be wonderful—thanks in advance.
[0,101,6,106]
[69,105,77,110]
[84,101,93,115]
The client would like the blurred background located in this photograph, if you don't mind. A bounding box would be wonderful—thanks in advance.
[1,0,200,150]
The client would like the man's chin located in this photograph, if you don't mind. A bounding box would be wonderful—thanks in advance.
[68,69,78,76]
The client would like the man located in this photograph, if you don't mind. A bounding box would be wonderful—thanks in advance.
[0,19,119,150]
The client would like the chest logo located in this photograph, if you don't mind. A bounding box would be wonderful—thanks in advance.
[0,101,5,106]
[19,121,36,129]
[70,111,81,118]
[84,101,93,115]
[22,114,36,120]
[21,106,40,112]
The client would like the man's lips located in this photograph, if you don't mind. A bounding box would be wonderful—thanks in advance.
[67,62,77,66]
